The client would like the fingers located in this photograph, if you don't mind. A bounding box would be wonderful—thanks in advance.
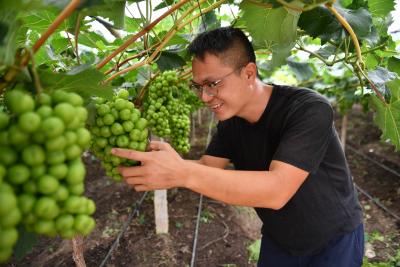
[125,177,148,192]
[111,148,148,161]
[118,166,144,177]
[148,141,171,151]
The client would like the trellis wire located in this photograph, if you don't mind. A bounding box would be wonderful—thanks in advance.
[99,191,148,267]
[190,112,215,267]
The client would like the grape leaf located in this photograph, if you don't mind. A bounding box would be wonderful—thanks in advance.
[13,227,37,260]
[0,10,20,67]
[372,80,400,151]
[368,67,398,98]
[298,3,372,43]
[287,58,313,81]
[156,51,186,71]
[85,0,126,29]
[388,57,400,76]
[239,0,302,68]
[39,65,113,100]
[368,0,395,18]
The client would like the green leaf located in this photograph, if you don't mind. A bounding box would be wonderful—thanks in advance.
[315,44,337,59]
[0,10,20,67]
[287,58,313,81]
[39,65,113,100]
[14,226,37,260]
[368,0,395,18]
[198,10,221,32]
[85,0,126,29]
[156,51,186,71]
[298,3,372,42]
[239,0,301,68]
[336,4,372,39]
[368,67,398,97]
[372,82,400,151]
[154,0,174,11]
[388,57,400,76]
[19,8,60,34]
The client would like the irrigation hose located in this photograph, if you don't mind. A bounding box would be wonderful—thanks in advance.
[99,191,149,267]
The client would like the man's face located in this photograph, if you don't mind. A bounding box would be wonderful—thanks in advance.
[191,53,249,121]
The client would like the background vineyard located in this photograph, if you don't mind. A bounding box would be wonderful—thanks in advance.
[0,0,399,266]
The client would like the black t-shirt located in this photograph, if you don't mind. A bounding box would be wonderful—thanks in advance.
[205,85,363,256]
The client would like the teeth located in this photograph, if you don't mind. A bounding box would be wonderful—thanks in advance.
[211,103,222,109]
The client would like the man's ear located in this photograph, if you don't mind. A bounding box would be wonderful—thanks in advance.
[243,62,257,82]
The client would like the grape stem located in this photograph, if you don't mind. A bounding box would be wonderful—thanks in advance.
[134,71,160,107]
[72,235,86,267]
[96,0,190,70]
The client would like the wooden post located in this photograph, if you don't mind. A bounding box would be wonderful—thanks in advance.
[154,189,169,234]
[153,137,169,234]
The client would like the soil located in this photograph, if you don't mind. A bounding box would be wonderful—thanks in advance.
[3,106,400,267]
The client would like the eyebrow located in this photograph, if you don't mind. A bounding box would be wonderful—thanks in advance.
[191,77,217,85]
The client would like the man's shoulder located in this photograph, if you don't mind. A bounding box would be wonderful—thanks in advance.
[273,84,329,105]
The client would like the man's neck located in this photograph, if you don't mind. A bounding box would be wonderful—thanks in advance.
[240,81,273,123]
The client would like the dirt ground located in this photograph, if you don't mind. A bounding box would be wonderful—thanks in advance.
[3,106,400,267]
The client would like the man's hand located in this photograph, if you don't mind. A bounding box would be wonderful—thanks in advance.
[111,141,187,191]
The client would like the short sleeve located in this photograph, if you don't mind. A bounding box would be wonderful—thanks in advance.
[272,101,334,173]
[205,122,232,160]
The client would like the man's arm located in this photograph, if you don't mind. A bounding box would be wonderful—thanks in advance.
[184,158,308,209]
[112,142,308,210]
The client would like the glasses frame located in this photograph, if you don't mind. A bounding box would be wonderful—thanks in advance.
[190,67,244,97]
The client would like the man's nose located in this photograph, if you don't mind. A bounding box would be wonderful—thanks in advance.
[200,90,214,102]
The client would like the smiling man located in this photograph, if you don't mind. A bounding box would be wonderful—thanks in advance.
[112,27,364,267]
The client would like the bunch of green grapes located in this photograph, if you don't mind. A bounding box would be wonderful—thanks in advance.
[143,70,202,153]
[0,89,95,263]
[90,89,148,181]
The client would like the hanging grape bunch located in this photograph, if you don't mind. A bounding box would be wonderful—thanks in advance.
[90,89,148,181]
[143,70,202,153]
[0,89,95,263]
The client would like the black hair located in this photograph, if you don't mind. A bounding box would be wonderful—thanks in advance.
[188,27,256,70]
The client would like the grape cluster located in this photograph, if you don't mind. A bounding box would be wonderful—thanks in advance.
[143,70,202,153]
[0,89,95,263]
[90,89,148,181]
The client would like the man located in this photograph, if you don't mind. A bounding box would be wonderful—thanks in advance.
[112,27,364,266]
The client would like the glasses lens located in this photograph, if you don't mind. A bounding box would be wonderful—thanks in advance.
[190,84,201,93]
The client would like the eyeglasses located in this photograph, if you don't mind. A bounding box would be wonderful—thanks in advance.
[190,68,241,97]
